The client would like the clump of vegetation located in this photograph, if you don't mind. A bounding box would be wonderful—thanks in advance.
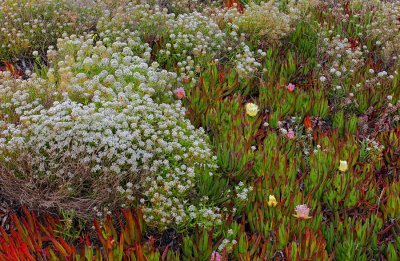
[0,0,103,62]
[0,0,399,260]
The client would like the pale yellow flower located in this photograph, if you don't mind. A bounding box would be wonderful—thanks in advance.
[338,160,348,172]
[267,195,278,207]
[245,103,259,117]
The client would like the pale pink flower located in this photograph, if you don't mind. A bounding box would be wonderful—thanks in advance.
[293,204,312,219]
[210,251,221,261]
[174,87,186,99]
[287,83,295,92]
[287,130,295,139]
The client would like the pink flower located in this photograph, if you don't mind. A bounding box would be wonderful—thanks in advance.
[174,87,186,99]
[287,83,295,92]
[210,251,221,261]
[287,130,295,139]
[293,204,312,219]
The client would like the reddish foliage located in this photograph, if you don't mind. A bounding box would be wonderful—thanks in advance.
[0,62,23,77]
[303,115,313,130]
[224,0,244,13]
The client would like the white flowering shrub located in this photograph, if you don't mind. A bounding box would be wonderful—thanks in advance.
[233,1,292,45]
[53,32,176,103]
[0,71,60,125]
[97,4,173,41]
[316,31,395,116]
[104,0,211,14]
[317,32,394,91]
[319,0,399,65]
[97,2,305,82]
[317,34,366,88]
[1,0,400,258]
[210,0,311,47]
[233,42,263,80]
[0,32,223,230]
[154,0,200,13]
[202,1,307,80]
[156,11,226,78]
[365,0,400,64]
[97,4,226,80]
[0,0,102,61]
[1,97,217,228]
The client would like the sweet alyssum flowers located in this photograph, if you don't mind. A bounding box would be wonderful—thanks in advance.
[0,31,224,230]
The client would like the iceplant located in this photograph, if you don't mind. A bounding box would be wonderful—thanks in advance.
[293,204,312,219]
[210,251,221,261]
[338,160,348,172]
[245,102,259,117]
[287,83,295,92]
[267,195,278,207]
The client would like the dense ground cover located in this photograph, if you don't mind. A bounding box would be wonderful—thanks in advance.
[0,0,399,260]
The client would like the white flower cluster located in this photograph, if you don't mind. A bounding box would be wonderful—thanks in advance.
[363,138,385,152]
[0,32,221,230]
[54,32,175,103]
[318,34,366,88]
[97,4,225,80]
[364,0,400,63]
[234,43,263,80]
[163,0,200,13]
[321,0,400,64]
[232,1,293,44]
[159,11,226,79]
[96,2,308,84]
[204,1,306,79]
[360,137,385,162]
[3,97,215,229]
[318,0,351,26]
[97,3,173,40]
[0,71,59,122]
[185,201,223,229]
[234,181,253,201]
[217,228,238,253]
[210,0,312,46]
[317,31,395,96]
[0,0,102,60]
[218,238,237,252]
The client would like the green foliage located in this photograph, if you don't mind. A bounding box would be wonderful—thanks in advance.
[0,0,102,62]
[1,0,400,260]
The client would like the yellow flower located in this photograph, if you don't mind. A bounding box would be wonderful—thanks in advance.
[267,195,278,207]
[245,103,259,117]
[338,160,348,172]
